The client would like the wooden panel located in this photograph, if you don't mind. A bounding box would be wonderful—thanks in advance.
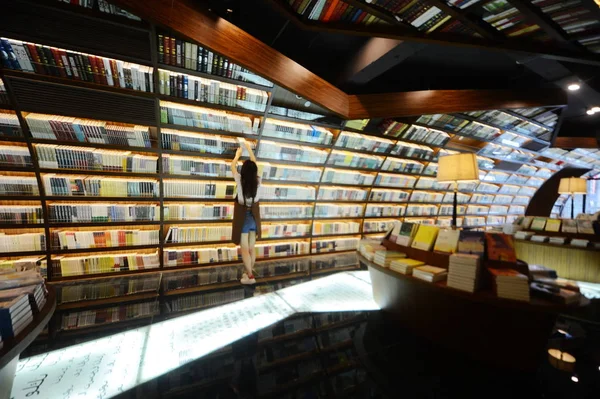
[553,136,599,149]
[515,241,600,283]
[525,167,590,217]
[348,89,568,119]
[113,0,349,117]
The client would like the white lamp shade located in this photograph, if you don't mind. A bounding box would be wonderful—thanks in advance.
[558,177,587,194]
[437,153,480,183]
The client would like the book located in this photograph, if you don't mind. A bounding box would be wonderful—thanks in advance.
[530,217,547,231]
[433,229,460,253]
[389,222,402,242]
[411,225,439,251]
[570,239,589,248]
[374,250,407,267]
[514,231,534,240]
[447,253,481,293]
[488,268,530,302]
[457,231,485,255]
[528,264,557,280]
[545,219,561,232]
[413,265,448,283]
[562,219,578,234]
[576,220,595,234]
[485,233,517,262]
[389,258,425,275]
[0,294,33,339]
[530,282,581,305]
[396,222,418,247]
[531,234,549,243]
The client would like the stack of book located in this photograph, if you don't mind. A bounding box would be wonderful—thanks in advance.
[413,265,448,283]
[0,283,46,314]
[373,250,406,268]
[358,240,385,261]
[0,294,32,339]
[489,269,530,302]
[447,254,481,293]
[389,258,425,275]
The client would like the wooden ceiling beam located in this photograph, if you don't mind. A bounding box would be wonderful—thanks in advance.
[553,137,600,149]
[348,89,568,119]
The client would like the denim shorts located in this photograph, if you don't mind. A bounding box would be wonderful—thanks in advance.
[241,210,256,233]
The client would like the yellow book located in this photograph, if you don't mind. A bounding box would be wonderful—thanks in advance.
[410,225,439,251]
[433,229,460,253]
[215,182,226,198]
[391,258,425,267]
[545,219,561,233]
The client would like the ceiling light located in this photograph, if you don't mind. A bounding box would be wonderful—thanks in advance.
[593,107,600,113]
[587,109,595,115]
[567,83,580,91]
[571,375,579,383]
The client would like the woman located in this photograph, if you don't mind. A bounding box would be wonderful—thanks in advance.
[231,140,262,285]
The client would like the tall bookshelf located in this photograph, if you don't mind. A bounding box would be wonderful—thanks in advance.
[0,0,598,339]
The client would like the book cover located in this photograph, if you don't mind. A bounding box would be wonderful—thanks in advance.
[530,217,546,231]
[576,220,595,234]
[415,265,447,275]
[411,225,439,251]
[433,229,460,253]
[485,233,517,262]
[520,216,533,229]
[457,231,485,255]
[562,219,578,234]
[396,222,417,247]
[545,219,561,232]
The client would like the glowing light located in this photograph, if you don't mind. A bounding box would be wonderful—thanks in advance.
[571,375,579,383]
[567,83,580,91]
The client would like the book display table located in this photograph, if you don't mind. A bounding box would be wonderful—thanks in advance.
[361,239,588,371]
[0,286,55,399]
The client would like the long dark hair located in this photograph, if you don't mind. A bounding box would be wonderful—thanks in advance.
[240,160,258,200]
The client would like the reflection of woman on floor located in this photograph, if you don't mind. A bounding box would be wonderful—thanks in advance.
[231,139,262,285]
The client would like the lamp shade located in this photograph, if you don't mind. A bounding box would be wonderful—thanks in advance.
[558,177,587,194]
[437,153,480,183]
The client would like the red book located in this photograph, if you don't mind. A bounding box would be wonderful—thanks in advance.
[170,37,176,65]
[89,56,102,85]
[49,48,67,78]
[25,44,44,74]
[109,59,120,88]
[485,233,517,263]
[334,2,349,21]
[163,35,170,65]
[321,0,339,21]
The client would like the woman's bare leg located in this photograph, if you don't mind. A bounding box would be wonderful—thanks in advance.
[240,232,253,276]
[249,230,256,272]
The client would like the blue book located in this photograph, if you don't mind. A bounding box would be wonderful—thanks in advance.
[183,75,188,99]
[0,39,21,70]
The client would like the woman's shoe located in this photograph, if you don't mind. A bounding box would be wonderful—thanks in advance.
[240,273,256,285]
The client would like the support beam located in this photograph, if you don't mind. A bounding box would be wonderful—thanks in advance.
[348,89,568,119]
[341,38,426,85]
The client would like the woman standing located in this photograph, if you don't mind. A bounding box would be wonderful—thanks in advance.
[231,140,262,285]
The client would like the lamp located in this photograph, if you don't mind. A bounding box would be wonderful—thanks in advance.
[437,153,480,229]
[558,177,587,218]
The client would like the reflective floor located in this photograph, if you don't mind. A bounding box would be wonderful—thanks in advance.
[16,271,600,399]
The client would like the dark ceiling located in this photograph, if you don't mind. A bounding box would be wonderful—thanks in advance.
[202,0,599,140]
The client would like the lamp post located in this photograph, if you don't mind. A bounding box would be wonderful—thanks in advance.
[437,153,480,229]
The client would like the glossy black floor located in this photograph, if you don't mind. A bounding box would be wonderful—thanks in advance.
[23,285,600,399]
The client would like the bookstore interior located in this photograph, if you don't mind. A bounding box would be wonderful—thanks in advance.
[1,0,600,398]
